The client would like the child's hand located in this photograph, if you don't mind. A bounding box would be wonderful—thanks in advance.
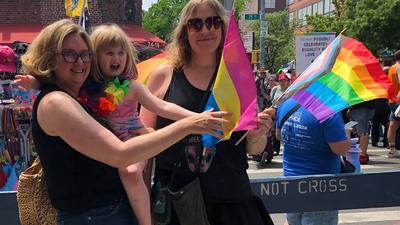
[14,74,39,91]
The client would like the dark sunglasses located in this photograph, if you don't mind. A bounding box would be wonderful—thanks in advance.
[58,49,94,63]
[187,16,222,33]
[184,135,216,173]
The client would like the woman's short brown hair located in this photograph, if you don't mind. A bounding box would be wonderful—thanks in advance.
[21,19,93,84]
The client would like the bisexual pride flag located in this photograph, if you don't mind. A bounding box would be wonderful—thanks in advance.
[202,11,258,147]
[277,34,395,122]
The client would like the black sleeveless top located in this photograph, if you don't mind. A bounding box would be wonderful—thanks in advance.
[154,70,253,203]
[32,86,127,212]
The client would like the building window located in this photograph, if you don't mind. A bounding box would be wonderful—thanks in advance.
[265,0,275,9]
[306,5,312,16]
[289,11,294,24]
[317,1,324,14]
[287,0,294,5]
[324,0,331,14]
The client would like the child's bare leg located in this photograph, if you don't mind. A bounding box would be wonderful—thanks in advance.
[119,162,151,225]
[119,127,154,225]
[135,127,155,192]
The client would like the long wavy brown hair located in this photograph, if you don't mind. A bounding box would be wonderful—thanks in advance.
[167,0,227,69]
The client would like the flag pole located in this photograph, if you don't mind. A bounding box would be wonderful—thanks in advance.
[235,130,249,146]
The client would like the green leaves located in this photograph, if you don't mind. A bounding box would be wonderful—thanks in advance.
[248,10,295,73]
[307,0,400,55]
[142,0,189,42]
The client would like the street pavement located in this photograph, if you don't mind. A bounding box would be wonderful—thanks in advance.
[247,142,400,224]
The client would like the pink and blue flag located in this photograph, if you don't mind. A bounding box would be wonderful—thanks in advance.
[203,10,258,147]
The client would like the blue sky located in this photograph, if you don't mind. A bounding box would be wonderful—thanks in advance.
[142,0,158,11]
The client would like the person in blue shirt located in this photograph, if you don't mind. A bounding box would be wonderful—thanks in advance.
[275,98,350,225]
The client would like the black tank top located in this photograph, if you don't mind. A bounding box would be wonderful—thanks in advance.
[154,70,253,203]
[32,86,126,212]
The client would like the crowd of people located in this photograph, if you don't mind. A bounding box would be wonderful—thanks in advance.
[9,0,400,224]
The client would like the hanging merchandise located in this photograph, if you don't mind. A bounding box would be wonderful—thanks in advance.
[0,78,37,193]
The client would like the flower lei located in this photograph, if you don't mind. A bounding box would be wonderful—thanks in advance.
[79,77,130,117]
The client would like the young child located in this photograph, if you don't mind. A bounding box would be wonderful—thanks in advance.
[16,24,216,225]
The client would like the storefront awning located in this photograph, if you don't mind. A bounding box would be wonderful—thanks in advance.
[0,24,166,49]
[0,24,45,45]
[119,24,166,49]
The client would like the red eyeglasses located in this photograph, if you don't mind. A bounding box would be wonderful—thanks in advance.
[187,16,222,33]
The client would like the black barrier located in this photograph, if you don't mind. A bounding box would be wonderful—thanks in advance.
[2,171,400,224]
[0,191,20,225]
[250,171,400,213]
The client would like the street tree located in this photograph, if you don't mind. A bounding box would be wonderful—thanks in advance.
[307,0,400,55]
[142,0,188,42]
[142,0,249,42]
[249,10,295,73]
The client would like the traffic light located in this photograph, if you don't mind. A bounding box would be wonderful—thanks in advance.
[251,50,259,64]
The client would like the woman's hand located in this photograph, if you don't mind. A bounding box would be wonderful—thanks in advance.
[184,109,230,139]
[247,107,274,140]
[14,74,40,91]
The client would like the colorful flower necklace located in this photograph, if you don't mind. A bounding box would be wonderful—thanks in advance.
[79,77,130,117]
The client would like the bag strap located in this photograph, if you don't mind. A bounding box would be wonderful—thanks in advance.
[279,103,301,128]
[167,68,218,187]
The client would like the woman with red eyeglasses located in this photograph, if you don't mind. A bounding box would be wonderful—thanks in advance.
[141,0,275,224]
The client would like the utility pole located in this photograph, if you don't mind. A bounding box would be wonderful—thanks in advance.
[259,0,266,69]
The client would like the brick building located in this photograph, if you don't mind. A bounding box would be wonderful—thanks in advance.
[0,0,165,48]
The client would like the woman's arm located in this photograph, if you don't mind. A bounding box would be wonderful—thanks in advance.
[37,91,227,168]
[140,64,174,128]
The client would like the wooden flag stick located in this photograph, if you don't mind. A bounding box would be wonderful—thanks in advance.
[235,102,278,146]
[235,130,249,146]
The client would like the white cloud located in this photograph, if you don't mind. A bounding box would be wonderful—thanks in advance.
[142,0,158,11]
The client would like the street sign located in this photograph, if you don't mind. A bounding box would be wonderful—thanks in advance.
[245,14,259,20]
[260,20,267,38]
[243,31,254,53]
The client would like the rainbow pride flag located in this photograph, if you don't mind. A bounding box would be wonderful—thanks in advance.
[279,34,395,122]
[136,52,169,85]
[202,11,258,147]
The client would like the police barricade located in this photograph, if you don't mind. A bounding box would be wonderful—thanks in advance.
[0,191,19,225]
[250,171,400,213]
[1,171,400,225]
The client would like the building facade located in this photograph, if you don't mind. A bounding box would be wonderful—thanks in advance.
[287,0,336,25]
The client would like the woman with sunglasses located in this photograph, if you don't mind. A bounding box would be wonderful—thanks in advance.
[141,0,275,224]
[21,19,227,225]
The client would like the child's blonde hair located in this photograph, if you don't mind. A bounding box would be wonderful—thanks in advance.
[90,24,138,82]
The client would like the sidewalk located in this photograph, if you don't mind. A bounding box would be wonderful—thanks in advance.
[247,144,400,179]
